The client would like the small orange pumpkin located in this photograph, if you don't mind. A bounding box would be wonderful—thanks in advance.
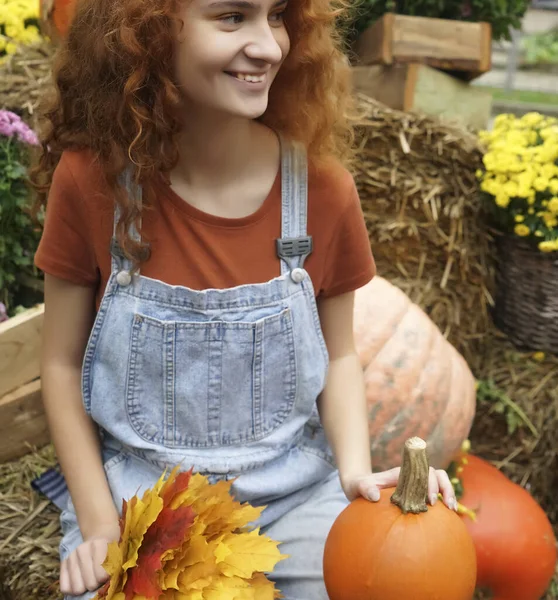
[353,277,476,471]
[39,0,76,40]
[323,437,477,600]
[456,452,557,600]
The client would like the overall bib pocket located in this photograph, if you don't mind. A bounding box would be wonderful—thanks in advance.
[125,307,297,448]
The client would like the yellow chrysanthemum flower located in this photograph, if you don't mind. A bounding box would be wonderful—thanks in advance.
[539,240,557,252]
[542,213,558,228]
[478,112,558,252]
[548,197,558,215]
[495,193,510,208]
[514,224,531,237]
[0,0,41,54]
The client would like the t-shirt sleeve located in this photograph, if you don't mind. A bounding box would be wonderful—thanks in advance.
[320,176,376,298]
[34,154,99,286]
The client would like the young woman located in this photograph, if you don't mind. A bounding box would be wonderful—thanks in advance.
[32,0,456,597]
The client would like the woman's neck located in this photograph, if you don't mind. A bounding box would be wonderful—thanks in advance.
[173,114,269,190]
[168,110,281,217]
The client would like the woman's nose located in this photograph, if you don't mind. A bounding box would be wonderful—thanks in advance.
[243,24,285,65]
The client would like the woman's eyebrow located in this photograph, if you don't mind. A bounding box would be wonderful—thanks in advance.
[206,0,287,9]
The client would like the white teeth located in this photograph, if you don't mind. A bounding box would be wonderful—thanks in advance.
[233,73,265,83]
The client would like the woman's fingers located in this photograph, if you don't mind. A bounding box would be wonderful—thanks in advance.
[66,551,86,595]
[59,538,110,595]
[428,467,457,510]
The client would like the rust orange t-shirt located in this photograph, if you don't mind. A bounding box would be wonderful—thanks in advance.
[35,150,376,309]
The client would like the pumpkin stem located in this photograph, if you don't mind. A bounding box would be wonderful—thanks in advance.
[390,437,429,514]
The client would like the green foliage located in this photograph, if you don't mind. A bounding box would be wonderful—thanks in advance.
[0,119,42,315]
[344,0,529,45]
[476,379,538,436]
[522,27,558,66]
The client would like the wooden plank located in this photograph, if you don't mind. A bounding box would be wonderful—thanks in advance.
[352,64,493,131]
[0,304,44,397]
[354,14,492,79]
[479,22,492,73]
[354,12,394,65]
[411,63,493,130]
[351,64,407,111]
[0,380,49,463]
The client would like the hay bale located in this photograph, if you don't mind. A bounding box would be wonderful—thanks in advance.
[0,41,55,132]
[352,93,491,367]
[0,446,60,600]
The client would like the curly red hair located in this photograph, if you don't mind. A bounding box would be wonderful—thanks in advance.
[31,0,355,266]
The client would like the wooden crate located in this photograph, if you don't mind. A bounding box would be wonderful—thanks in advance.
[352,63,493,131]
[0,305,48,462]
[354,13,492,80]
[0,304,44,398]
[0,380,48,463]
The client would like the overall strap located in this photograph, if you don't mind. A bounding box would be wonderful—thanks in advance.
[276,135,312,276]
[110,168,142,278]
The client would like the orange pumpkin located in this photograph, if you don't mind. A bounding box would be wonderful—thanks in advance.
[456,453,557,600]
[39,0,76,40]
[353,277,476,471]
[323,437,477,600]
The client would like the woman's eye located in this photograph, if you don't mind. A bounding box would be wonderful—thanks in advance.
[220,13,243,24]
[269,10,285,22]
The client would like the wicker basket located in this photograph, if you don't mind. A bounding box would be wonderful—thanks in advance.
[492,235,558,354]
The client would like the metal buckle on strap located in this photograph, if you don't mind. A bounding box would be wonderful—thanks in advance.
[276,236,313,260]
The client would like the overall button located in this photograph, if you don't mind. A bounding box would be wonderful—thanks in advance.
[290,268,306,283]
[116,270,132,286]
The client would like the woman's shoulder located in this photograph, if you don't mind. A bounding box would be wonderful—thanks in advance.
[307,155,358,213]
[55,148,105,189]
[51,149,113,213]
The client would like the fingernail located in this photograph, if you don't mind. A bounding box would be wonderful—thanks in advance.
[451,498,458,511]
[430,494,437,506]
[368,489,380,502]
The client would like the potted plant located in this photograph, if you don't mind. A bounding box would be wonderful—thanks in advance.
[346,0,529,79]
[0,109,46,462]
[0,0,42,59]
[477,111,558,354]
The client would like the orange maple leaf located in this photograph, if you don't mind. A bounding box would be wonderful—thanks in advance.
[124,469,196,600]
[96,497,136,599]
[125,504,195,600]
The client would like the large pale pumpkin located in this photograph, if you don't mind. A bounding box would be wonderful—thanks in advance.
[354,277,476,470]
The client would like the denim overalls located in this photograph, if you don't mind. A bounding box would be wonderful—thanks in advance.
[60,136,350,600]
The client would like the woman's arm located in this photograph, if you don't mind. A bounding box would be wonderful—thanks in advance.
[42,274,119,536]
[317,292,373,495]
[42,274,120,593]
[317,291,457,508]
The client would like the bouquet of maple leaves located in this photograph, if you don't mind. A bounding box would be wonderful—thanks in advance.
[94,467,287,600]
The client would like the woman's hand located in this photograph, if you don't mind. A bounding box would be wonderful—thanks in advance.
[59,522,120,596]
[342,467,458,511]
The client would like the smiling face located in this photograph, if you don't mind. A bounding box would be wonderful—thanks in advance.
[174,0,290,120]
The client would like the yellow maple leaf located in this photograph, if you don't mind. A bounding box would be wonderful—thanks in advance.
[95,471,167,599]
[172,475,264,539]
[201,576,252,600]
[122,492,165,570]
[215,529,287,579]
[166,523,213,570]
[250,572,280,600]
